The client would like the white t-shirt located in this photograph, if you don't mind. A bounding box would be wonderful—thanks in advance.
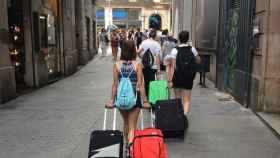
[165,44,198,61]
[139,39,161,69]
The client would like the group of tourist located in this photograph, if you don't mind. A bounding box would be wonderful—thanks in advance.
[101,26,201,157]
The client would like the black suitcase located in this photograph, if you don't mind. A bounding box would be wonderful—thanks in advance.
[154,99,188,139]
[88,108,123,158]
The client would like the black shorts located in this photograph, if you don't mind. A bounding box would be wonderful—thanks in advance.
[142,68,156,96]
[173,71,196,90]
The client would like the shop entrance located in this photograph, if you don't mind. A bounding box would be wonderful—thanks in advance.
[33,0,62,82]
[43,0,62,81]
[7,0,27,91]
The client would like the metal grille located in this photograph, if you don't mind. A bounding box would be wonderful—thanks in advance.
[217,0,256,104]
[230,0,241,9]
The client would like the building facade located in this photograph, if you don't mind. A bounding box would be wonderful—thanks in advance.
[217,0,280,113]
[171,0,194,39]
[0,0,97,103]
[172,0,219,82]
[248,0,280,113]
[96,0,171,31]
[172,0,280,113]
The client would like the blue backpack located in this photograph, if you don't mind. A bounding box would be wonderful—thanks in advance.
[115,64,137,110]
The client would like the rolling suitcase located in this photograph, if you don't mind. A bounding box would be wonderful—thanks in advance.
[131,109,169,158]
[88,108,123,158]
[154,99,188,139]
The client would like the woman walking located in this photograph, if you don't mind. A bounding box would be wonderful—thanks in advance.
[167,31,201,117]
[106,40,150,157]
[111,30,119,61]
[99,28,109,57]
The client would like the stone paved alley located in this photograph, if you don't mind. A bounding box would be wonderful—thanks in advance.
[0,55,280,158]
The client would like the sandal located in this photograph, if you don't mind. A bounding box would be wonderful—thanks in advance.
[125,143,133,158]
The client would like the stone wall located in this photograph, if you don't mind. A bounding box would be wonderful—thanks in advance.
[0,0,17,103]
[75,0,97,65]
[251,0,280,113]
[62,0,78,75]
[0,0,97,104]
[263,0,280,113]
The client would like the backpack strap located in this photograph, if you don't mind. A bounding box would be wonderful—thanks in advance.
[116,62,125,78]
[127,62,135,78]
[119,61,135,79]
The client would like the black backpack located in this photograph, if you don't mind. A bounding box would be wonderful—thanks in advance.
[176,46,196,76]
[142,49,154,68]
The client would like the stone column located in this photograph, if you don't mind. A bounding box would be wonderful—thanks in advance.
[183,0,193,40]
[104,7,113,29]
[62,0,78,75]
[0,0,16,103]
[92,5,98,56]
[75,0,90,65]
[23,0,35,87]
[262,0,280,113]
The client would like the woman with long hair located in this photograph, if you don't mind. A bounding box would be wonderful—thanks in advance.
[106,40,150,157]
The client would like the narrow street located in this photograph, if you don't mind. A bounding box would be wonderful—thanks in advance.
[0,55,280,158]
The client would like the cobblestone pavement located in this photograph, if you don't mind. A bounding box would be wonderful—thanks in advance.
[0,55,280,158]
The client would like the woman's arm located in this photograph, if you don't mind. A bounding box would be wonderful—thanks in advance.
[195,55,202,64]
[167,59,176,88]
[106,63,119,107]
[192,47,202,64]
[156,54,161,72]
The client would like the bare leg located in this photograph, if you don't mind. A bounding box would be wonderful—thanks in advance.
[181,90,192,113]
[119,110,129,143]
[127,108,140,143]
[174,88,182,99]
[112,47,118,61]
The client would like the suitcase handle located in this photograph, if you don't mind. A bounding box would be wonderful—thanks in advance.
[103,107,117,131]
[140,108,154,130]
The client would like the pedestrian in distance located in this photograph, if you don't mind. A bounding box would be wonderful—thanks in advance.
[143,29,149,40]
[160,29,177,71]
[128,28,134,41]
[134,28,143,50]
[119,29,126,51]
[160,29,169,46]
[111,30,119,61]
[137,29,161,97]
[106,40,150,157]
[99,28,109,57]
[167,30,201,117]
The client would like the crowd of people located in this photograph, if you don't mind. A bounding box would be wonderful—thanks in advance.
[100,27,201,157]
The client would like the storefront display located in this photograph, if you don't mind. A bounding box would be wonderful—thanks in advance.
[33,0,61,81]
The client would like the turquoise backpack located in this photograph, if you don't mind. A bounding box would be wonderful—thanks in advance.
[115,64,137,110]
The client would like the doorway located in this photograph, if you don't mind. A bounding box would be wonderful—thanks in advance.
[7,0,27,92]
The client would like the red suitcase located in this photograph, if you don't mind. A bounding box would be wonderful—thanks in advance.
[131,109,168,158]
